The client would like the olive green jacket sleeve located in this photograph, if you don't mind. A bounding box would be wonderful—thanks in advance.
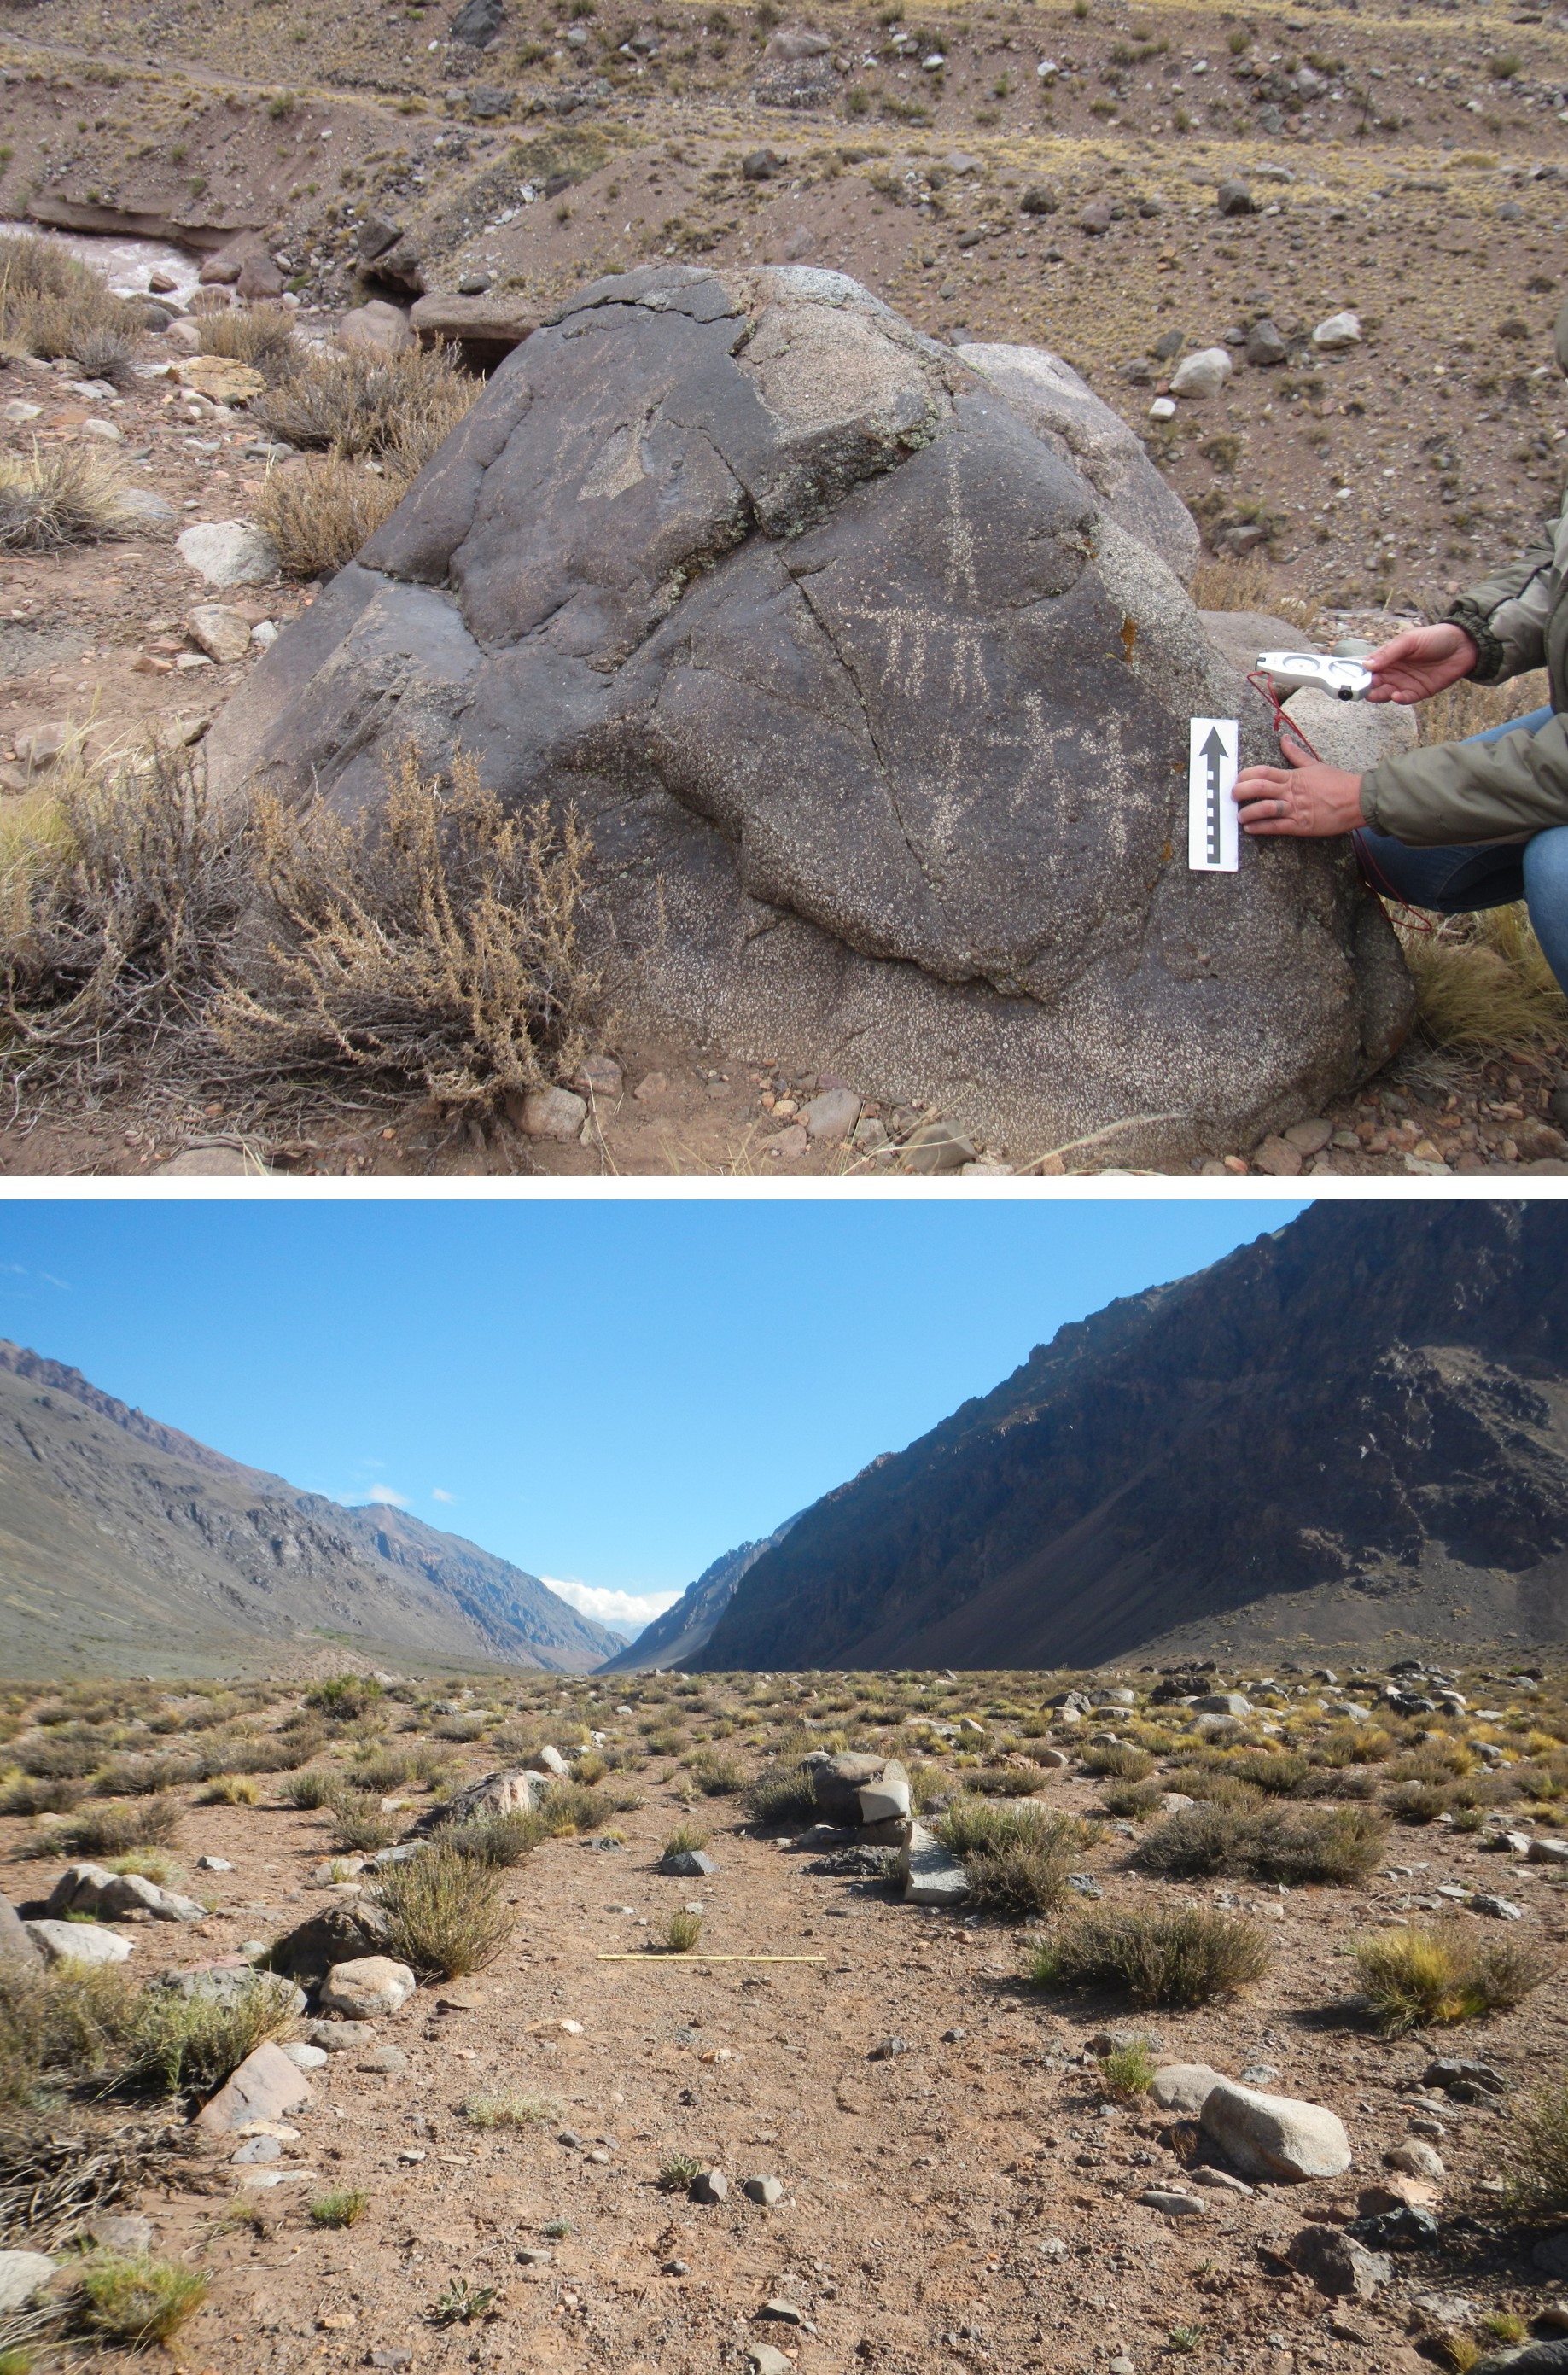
[1358,506,1566,846]
[1360,708,1568,846]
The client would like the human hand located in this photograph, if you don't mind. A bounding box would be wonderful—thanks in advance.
[1363,621,1478,705]
[1233,728,1366,837]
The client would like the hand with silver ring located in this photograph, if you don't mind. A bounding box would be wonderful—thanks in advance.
[1233,728,1366,838]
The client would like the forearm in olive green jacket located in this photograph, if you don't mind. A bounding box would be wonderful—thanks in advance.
[1358,496,1568,847]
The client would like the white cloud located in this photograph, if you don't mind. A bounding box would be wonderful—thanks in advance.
[431,1488,458,1505]
[540,1576,683,1637]
[359,1484,411,1508]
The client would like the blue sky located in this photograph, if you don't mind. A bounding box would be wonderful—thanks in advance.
[0,1201,1305,1637]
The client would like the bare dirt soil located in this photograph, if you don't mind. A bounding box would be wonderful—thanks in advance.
[7,1664,1568,2373]
[5,0,1568,1172]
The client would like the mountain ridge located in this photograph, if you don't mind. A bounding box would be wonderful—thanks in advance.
[695,1203,1568,1671]
[0,1339,621,1678]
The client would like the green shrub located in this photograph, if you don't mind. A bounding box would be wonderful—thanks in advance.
[282,1766,340,1809]
[308,2189,370,2227]
[686,1748,744,1795]
[444,1808,547,1865]
[1138,1800,1384,1884]
[376,1842,514,1978]
[1101,1779,1165,1821]
[936,1799,1088,1917]
[329,1793,399,1853]
[80,2255,209,2345]
[1081,1742,1154,1781]
[1353,1922,1553,2035]
[658,1911,704,1954]
[1225,1751,1312,1795]
[1099,2039,1156,2098]
[657,2152,703,2191]
[743,1759,819,1828]
[1030,1905,1272,2009]
[461,2092,555,2128]
[965,1766,1047,1796]
[127,1972,299,2095]
[56,1797,181,1857]
[537,1782,610,1835]
[305,1676,384,1720]
[1501,2068,1568,2217]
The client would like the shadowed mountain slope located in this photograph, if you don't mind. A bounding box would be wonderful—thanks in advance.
[696,1202,1568,1672]
[597,1516,801,1674]
[0,1340,621,1678]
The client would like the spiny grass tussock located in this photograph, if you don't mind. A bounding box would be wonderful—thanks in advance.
[196,303,300,382]
[0,446,135,553]
[1352,1922,1553,2035]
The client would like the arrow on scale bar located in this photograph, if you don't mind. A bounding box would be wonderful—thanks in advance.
[1199,724,1227,866]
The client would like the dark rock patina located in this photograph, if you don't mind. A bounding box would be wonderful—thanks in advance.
[206,263,1412,1158]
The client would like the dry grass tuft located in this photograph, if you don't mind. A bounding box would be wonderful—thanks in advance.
[1353,1921,1552,2034]
[79,2254,209,2345]
[252,344,480,576]
[196,304,300,382]
[1189,552,1320,635]
[0,446,135,552]
[935,1798,1090,1917]
[1396,904,1568,1053]
[253,341,478,462]
[0,236,141,385]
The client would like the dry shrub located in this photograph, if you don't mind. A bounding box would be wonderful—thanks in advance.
[1353,1921,1552,2034]
[196,303,300,382]
[0,445,136,553]
[1139,1799,1384,1885]
[253,344,480,578]
[1501,2068,1568,2218]
[252,341,478,462]
[0,741,602,1118]
[55,1798,181,1858]
[1416,667,1550,749]
[255,454,406,579]
[215,747,598,1109]
[375,1841,514,1978]
[0,236,141,384]
[1032,1903,1272,2008]
[1188,551,1320,635]
[0,750,251,1105]
[445,1808,547,1865]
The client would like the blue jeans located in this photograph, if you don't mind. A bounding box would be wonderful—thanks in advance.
[1355,707,1568,995]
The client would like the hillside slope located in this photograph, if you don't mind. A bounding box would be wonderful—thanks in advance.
[597,1518,801,1675]
[697,1202,1568,1672]
[0,1341,621,1678]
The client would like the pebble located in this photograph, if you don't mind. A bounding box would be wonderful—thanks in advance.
[745,2174,785,2204]
[231,2134,283,2163]
[1169,347,1233,399]
[691,2168,728,2203]
[358,2045,408,2074]
[196,1855,233,1872]
[282,2042,329,2071]
[1138,2189,1207,2218]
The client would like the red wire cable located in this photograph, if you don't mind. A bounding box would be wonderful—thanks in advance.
[1243,668,1434,934]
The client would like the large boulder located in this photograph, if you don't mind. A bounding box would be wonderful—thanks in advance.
[1201,2078,1353,2183]
[0,1897,43,1974]
[812,1753,894,1826]
[268,1899,391,1984]
[205,264,1412,1162]
[421,1768,551,1830]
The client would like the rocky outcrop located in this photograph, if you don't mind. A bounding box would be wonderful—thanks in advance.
[206,263,1411,1163]
[696,1202,1568,1671]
